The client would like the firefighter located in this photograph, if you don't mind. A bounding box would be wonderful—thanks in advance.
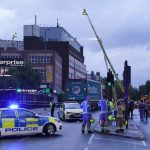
[116,100,125,132]
[81,96,93,134]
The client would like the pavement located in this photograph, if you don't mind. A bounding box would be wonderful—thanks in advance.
[92,109,145,140]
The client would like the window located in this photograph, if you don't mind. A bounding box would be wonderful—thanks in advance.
[65,103,80,109]
[17,109,36,118]
[1,110,16,118]
[35,56,38,63]
[46,56,50,63]
[40,69,45,77]
[40,56,44,63]
[40,56,46,63]
[30,56,38,63]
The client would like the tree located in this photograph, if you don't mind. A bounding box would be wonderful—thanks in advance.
[138,80,150,98]
[145,80,150,94]
[128,85,138,101]
[6,62,41,89]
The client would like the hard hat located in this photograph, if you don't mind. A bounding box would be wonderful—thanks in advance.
[108,115,115,121]
[90,118,95,124]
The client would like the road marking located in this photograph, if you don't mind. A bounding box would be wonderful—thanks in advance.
[17,137,29,143]
[94,137,144,146]
[84,147,88,150]
[142,141,147,147]
[88,134,94,144]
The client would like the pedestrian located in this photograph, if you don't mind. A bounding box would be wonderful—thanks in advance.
[139,100,145,121]
[128,99,134,119]
[144,99,149,123]
[81,96,93,134]
[50,99,56,117]
[116,99,125,132]
[98,95,110,133]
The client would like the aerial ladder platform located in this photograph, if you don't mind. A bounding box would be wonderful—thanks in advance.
[82,9,125,99]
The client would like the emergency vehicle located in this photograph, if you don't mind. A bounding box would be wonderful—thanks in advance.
[0,107,62,137]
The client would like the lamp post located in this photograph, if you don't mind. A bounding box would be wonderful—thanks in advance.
[44,28,50,111]
[44,29,50,85]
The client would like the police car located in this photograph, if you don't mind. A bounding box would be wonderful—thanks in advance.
[58,102,83,121]
[0,107,62,137]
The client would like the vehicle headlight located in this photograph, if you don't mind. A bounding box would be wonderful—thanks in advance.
[66,112,71,115]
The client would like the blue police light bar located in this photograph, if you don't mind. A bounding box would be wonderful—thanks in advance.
[9,104,19,109]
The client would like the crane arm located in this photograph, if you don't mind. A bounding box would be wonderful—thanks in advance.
[83,9,124,94]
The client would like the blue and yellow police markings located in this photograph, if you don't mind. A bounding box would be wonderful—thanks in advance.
[49,117,56,123]
[38,117,49,126]
[26,118,38,127]
[2,118,15,128]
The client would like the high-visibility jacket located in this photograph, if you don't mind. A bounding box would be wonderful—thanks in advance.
[109,101,114,110]
[116,104,124,118]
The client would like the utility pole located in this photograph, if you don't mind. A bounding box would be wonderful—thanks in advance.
[44,28,50,110]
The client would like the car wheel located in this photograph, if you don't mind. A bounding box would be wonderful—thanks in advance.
[44,124,55,136]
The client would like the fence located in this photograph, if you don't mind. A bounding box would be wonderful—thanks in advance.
[0,90,50,108]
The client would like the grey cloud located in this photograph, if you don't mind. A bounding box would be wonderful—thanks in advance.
[0,0,150,87]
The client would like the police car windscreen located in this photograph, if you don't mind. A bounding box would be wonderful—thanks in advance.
[65,103,80,109]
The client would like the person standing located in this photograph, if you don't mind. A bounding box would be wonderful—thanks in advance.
[144,99,149,123]
[128,99,134,119]
[50,99,56,117]
[98,95,109,133]
[81,96,93,134]
[139,100,145,121]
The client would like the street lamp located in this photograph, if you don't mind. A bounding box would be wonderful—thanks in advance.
[44,28,50,111]
[44,28,50,85]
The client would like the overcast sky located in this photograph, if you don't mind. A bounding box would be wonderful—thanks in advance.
[0,0,150,88]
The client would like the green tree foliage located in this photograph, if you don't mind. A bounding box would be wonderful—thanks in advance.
[128,85,138,100]
[113,80,150,101]
[138,80,150,96]
[6,63,41,89]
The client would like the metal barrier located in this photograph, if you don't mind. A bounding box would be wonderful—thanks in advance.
[0,91,50,108]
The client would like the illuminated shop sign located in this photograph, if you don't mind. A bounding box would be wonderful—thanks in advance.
[0,58,24,67]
